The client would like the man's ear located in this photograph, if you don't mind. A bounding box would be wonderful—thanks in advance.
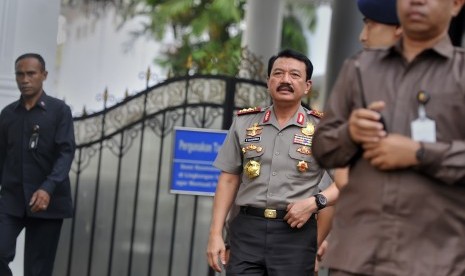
[306,80,313,92]
[395,26,403,38]
[452,0,465,17]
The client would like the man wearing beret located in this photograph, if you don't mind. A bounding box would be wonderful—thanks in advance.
[313,0,465,275]
[358,0,402,49]
[331,0,403,192]
[330,0,402,198]
[315,1,403,273]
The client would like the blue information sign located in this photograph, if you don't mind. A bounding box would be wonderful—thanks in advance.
[170,127,228,196]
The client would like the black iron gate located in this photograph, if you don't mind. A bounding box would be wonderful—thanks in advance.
[52,74,268,276]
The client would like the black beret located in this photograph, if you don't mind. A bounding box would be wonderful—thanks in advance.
[357,0,399,25]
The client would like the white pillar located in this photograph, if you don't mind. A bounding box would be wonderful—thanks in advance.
[242,0,284,69]
[0,1,61,275]
[0,0,18,106]
[0,0,60,110]
[324,0,362,101]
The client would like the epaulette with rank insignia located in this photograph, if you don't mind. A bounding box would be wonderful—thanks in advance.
[237,107,262,116]
[308,109,324,118]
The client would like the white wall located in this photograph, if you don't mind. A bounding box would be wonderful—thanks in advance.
[55,6,167,115]
[0,0,60,110]
[242,0,284,67]
[307,4,333,110]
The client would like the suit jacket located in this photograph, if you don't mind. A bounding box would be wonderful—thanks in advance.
[0,92,75,218]
[313,36,465,276]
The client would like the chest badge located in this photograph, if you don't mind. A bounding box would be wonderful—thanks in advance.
[297,146,312,155]
[293,134,313,147]
[297,160,309,172]
[301,122,315,136]
[246,123,263,137]
[244,160,261,178]
[242,144,263,154]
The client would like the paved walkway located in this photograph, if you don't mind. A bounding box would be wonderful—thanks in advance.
[11,230,24,275]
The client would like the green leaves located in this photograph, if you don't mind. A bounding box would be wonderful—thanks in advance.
[128,0,317,77]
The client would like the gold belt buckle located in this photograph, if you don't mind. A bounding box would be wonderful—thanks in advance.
[264,208,277,219]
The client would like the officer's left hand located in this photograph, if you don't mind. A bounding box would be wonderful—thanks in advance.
[206,234,227,272]
[362,134,420,170]
[29,189,50,213]
[284,198,315,228]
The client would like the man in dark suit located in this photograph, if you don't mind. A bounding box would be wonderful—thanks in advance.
[0,53,75,276]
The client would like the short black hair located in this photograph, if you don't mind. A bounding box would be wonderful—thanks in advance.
[267,49,313,81]
[15,53,46,71]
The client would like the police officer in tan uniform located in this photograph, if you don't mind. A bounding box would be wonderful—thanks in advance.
[207,49,334,275]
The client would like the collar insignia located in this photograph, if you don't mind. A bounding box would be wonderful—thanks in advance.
[297,112,305,125]
[263,110,271,123]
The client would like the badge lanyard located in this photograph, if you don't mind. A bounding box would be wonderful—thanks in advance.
[29,124,40,150]
[411,91,436,142]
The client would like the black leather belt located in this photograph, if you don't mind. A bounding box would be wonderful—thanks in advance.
[240,206,287,219]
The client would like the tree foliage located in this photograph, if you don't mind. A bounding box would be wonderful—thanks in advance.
[125,0,318,76]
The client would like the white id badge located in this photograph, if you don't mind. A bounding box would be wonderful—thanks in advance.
[411,118,436,142]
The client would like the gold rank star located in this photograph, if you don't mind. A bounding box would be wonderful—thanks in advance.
[246,123,263,137]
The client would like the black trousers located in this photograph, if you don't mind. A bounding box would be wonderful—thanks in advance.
[227,212,317,276]
[0,213,63,276]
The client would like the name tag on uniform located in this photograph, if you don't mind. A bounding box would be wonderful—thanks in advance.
[411,118,436,142]
[245,137,261,143]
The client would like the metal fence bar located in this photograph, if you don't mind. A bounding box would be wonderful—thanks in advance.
[127,91,149,276]
[66,148,82,275]
[146,111,167,276]
[107,132,125,276]
[86,106,107,276]
[167,194,179,276]
[223,78,236,130]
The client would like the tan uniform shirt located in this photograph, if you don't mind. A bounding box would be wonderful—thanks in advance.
[313,36,465,276]
[214,105,331,210]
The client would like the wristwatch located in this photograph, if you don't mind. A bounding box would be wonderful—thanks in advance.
[313,194,327,211]
[415,142,425,163]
